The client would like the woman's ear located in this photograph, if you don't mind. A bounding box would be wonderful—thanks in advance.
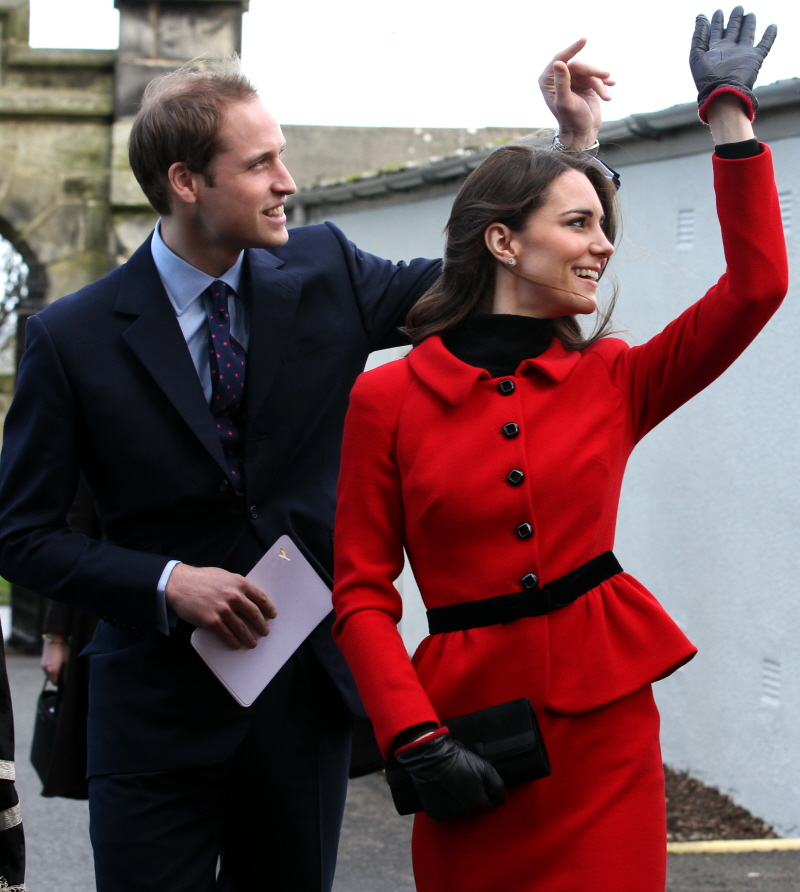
[484,223,516,265]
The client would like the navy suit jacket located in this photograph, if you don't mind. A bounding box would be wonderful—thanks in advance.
[0,222,439,776]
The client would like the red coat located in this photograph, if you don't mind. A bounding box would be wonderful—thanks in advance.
[333,148,788,763]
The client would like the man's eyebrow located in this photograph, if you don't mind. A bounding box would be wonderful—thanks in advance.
[245,143,287,165]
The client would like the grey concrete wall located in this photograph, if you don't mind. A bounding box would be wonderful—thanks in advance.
[281,125,533,190]
[311,131,800,835]
[612,136,800,837]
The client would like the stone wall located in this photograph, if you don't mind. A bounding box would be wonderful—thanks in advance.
[0,0,115,314]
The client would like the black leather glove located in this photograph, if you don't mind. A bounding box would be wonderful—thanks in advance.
[394,727,508,821]
[690,6,777,122]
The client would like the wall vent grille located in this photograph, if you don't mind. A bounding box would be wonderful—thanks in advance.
[677,209,695,250]
[779,190,792,236]
[761,658,781,707]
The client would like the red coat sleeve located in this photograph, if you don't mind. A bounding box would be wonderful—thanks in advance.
[332,365,440,758]
[602,145,788,441]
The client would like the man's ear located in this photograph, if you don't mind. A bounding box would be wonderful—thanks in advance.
[166,162,201,207]
[484,222,516,265]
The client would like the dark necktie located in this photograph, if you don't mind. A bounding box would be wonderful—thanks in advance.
[207,280,246,490]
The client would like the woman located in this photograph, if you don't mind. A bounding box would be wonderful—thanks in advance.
[332,9,785,892]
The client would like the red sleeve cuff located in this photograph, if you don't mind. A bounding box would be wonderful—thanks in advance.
[699,85,756,124]
[394,725,449,758]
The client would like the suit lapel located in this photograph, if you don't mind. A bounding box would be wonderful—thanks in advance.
[114,239,230,474]
[242,249,303,433]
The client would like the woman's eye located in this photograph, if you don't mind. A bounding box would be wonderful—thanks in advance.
[568,217,586,228]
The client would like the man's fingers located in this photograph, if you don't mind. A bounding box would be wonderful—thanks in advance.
[552,61,572,104]
[241,579,277,619]
[585,74,613,101]
[165,564,277,648]
[550,37,587,65]
[225,607,262,649]
[566,60,613,82]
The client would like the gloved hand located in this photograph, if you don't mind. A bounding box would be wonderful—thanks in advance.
[690,6,777,123]
[395,727,508,821]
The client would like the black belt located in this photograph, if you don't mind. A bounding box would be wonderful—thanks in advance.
[426,551,623,635]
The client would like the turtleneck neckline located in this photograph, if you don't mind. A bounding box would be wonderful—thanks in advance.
[441,313,554,378]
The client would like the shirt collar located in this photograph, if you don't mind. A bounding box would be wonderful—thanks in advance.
[407,334,582,407]
[151,220,245,316]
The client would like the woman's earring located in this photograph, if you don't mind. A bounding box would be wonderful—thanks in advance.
[507,258,516,266]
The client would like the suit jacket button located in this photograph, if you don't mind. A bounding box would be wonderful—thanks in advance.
[249,506,259,519]
[498,379,515,395]
[502,422,520,438]
[506,469,524,486]
[219,479,230,492]
[521,573,539,590]
[515,522,533,539]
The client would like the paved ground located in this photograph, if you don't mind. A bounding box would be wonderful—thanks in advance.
[6,652,800,891]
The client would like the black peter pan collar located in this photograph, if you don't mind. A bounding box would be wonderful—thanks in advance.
[442,314,553,378]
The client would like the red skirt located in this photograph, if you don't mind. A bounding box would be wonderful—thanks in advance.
[411,685,666,892]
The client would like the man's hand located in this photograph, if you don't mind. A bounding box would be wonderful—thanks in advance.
[41,638,69,683]
[538,38,614,148]
[165,563,277,650]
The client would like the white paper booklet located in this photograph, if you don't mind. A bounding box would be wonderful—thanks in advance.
[190,534,332,706]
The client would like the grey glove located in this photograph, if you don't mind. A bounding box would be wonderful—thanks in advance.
[395,727,508,822]
[690,6,777,122]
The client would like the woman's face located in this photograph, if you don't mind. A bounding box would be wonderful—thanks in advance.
[490,169,615,318]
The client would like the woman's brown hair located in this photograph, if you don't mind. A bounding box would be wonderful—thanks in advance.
[402,145,619,350]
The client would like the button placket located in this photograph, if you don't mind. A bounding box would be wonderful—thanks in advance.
[493,375,538,590]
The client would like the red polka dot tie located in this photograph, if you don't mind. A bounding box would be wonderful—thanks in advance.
[207,281,246,491]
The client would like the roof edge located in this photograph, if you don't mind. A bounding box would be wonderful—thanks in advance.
[293,78,800,208]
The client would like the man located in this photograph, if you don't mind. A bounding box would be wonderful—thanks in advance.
[0,48,607,891]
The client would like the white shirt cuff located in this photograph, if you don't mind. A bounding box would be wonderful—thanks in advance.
[156,559,181,635]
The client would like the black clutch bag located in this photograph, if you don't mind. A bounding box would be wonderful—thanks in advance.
[30,680,59,785]
[385,698,550,816]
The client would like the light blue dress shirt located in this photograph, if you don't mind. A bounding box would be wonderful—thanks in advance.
[150,221,249,633]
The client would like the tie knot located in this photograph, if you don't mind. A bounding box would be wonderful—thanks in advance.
[210,280,232,298]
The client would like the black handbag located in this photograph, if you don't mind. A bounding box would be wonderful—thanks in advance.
[30,679,59,785]
[385,698,551,815]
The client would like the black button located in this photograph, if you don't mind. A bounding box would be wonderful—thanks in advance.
[521,573,539,590]
[515,522,533,539]
[219,479,230,492]
[498,379,515,395]
[502,422,520,439]
[249,506,259,519]
[506,469,524,486]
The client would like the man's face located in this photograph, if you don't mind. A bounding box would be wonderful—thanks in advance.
[194,99,296,251]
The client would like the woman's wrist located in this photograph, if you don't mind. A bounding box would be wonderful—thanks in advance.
[706,93,756,145]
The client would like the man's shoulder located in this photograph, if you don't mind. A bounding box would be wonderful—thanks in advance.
[259,222,349,269]
[37,266,126,327]
[37,239,154,329]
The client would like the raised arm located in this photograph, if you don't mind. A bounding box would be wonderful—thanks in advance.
[537,38,614,151]
[607,7,786,440]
